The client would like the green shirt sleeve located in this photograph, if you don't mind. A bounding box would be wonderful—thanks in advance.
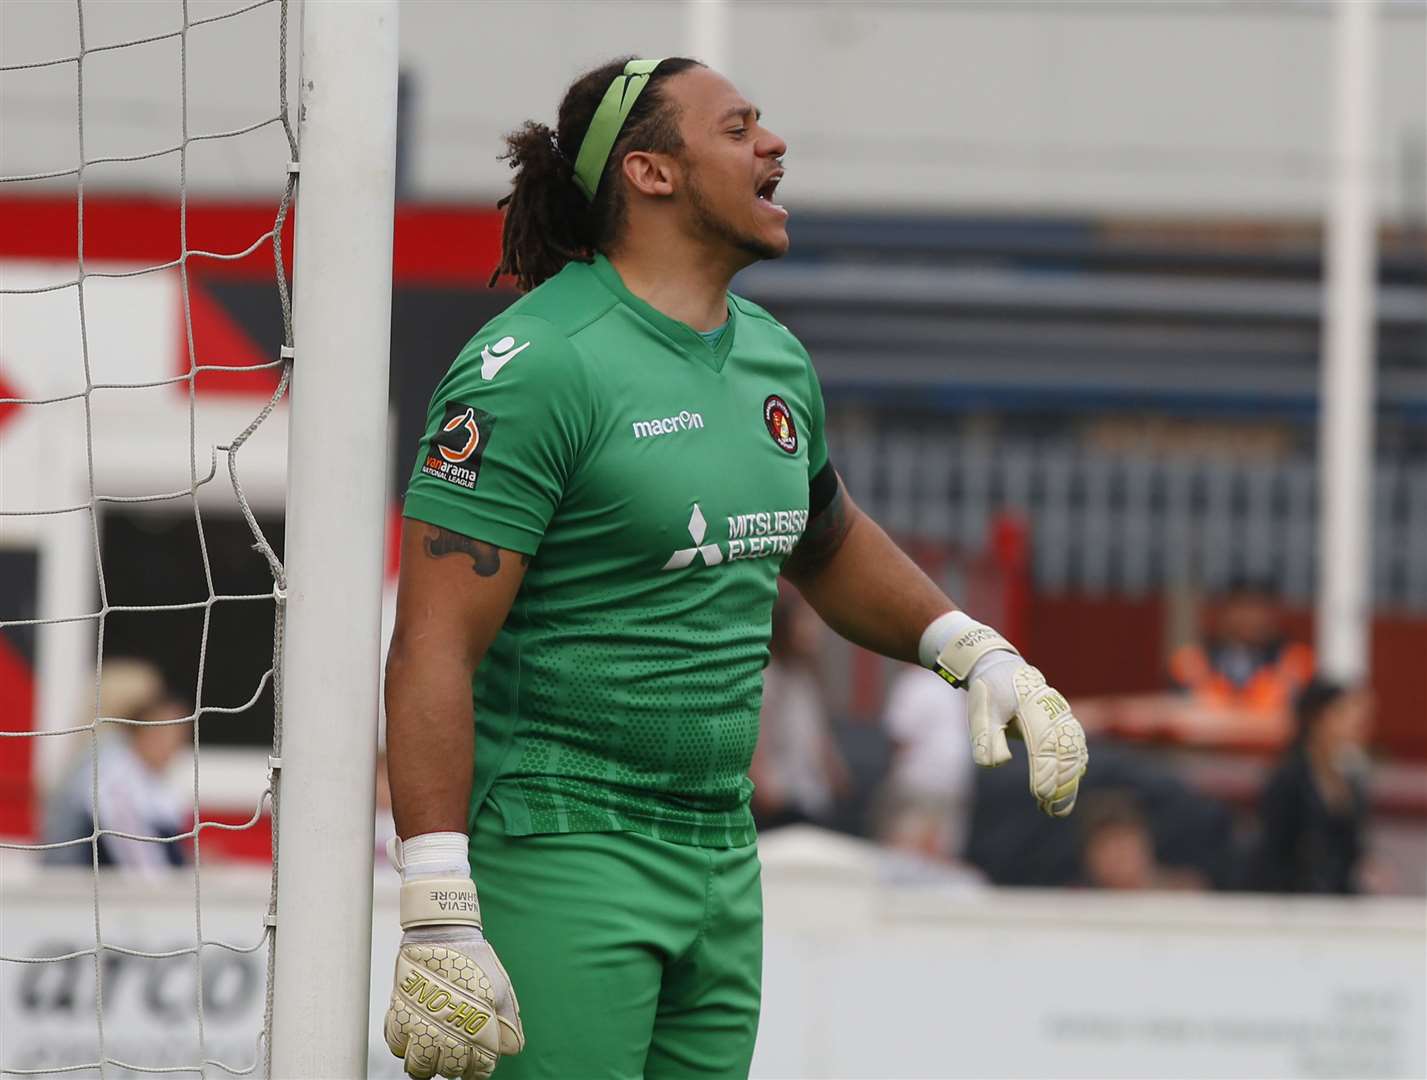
[801,343,830,478]
[402,314,592,556]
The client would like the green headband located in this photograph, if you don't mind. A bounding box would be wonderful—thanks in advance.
[572,58,666,202]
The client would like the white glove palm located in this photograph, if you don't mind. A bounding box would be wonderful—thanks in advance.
[383,850,524,1080]
[385,922,524,1080]
[966,652,1087,817]
[929,612,1088,817]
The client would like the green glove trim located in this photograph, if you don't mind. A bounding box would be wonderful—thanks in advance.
[572,58,665,202]
[932,665,963,690]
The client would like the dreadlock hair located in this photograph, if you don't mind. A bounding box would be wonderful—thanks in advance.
[488,56,704,293]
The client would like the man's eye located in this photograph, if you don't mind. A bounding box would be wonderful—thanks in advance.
[728,128,747,138]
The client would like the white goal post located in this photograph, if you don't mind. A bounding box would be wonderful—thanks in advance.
[268,2,398,1076]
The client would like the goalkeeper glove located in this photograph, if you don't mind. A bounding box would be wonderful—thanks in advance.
[921,611,1088,817]
[385,833,524,1080]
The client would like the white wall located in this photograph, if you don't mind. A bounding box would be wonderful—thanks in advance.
[3,833,1425,1078]
[2,0,1423,219]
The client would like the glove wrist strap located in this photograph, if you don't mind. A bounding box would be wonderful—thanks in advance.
[388,831,470,882]
[924,611,1018,687]
[399,876,482,929]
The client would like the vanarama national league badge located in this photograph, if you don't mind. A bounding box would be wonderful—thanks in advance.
[763,395,798,454]
[422,400,495,490]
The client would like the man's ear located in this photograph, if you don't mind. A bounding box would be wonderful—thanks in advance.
[621,150,676,198]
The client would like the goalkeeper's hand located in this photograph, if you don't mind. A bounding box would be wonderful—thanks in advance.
[926,612,1088,817]
[384,845,524,1080]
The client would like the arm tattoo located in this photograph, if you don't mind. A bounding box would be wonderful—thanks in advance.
[784,477,853,579]
[422,526,502,577]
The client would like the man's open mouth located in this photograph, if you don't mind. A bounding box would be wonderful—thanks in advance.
[755,171,786,215]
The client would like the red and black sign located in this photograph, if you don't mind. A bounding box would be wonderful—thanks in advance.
[763,394,798,454]
[422,401,495,490]
[0,548,37,837]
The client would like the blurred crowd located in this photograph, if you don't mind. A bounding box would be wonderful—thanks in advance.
[41,659,194,873]
[752,584,1401,898]
[42,581,1407,899]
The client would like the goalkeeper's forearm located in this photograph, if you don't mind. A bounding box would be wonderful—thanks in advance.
[783,481,954,665]
[385,639,476,838]
[784,473,1088,817]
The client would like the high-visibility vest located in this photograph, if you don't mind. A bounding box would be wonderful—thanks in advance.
[1169,640,1315,715]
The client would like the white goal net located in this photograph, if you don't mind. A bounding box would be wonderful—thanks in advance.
[1,2,396,1075]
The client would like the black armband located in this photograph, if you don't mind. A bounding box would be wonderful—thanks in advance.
[808,459,839,517]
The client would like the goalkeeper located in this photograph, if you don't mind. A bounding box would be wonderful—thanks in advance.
[384,56,1087,1080]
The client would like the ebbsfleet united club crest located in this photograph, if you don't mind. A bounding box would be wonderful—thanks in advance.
[763,395,797,454]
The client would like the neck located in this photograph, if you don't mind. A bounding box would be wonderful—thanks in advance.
[606,225,744,333]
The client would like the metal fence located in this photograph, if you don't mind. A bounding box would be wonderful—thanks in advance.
[830,415,1427,612]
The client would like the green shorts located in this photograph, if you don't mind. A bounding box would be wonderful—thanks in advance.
[468,807,764,1080]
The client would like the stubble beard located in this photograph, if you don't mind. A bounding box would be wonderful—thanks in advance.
[685,171,786,264]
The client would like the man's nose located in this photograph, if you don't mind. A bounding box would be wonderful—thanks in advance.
[759,128,788,159]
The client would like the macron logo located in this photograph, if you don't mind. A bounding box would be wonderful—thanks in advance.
[633,410,705,440]
[480,336,531,380]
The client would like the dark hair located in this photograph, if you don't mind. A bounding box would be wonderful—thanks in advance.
[1077,789,1148,843]
[488,56,704,293]
[1220,574,1278,601]
[1293,678,1349,744]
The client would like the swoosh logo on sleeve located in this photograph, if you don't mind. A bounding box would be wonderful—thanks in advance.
[480,336,532,380]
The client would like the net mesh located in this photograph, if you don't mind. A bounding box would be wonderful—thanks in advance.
[0,0,297,1073]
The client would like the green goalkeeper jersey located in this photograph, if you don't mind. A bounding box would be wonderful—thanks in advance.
[403,254,828,848]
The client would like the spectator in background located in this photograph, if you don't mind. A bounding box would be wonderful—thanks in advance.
[1076,790,1205,891]
[43,659,193,872]
[1252,679,1372,894]
[1166,577,1314,745]
[966,739,1236,889]
[749,589,849,830]
[874,665,974,861]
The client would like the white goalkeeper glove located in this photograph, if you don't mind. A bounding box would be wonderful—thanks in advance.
[385,833,524,1080]
[921,612,1088,817]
